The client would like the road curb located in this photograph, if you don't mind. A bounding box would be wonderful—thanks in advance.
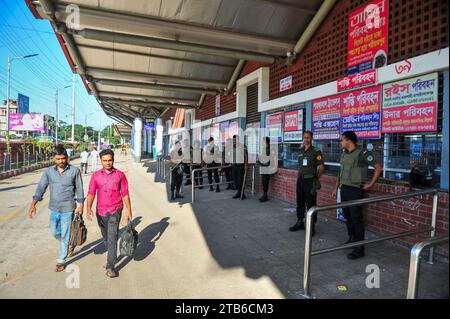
[0,161,53,180]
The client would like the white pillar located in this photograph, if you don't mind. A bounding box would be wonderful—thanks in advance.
[155,118,163,157]
[133,117,143,162]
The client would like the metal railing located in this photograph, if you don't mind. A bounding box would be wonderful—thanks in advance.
[406,235,449,299]
[191,165,233,203]
[302,188,439,298]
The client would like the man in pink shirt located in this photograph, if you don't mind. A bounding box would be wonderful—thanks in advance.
[86,149,133,278]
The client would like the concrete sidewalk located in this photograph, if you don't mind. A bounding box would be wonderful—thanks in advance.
[0,154,448,298]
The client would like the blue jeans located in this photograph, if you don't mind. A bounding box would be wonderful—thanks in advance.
[49,211,74,264]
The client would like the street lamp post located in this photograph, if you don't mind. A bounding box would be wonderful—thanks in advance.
[5,54,38,158]
[71,74,76,142]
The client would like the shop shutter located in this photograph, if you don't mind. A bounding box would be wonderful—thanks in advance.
[246,83,260,124]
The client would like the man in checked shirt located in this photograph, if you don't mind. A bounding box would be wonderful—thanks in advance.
[86,149,133,278]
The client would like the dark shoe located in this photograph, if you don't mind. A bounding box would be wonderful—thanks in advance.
[106,268,119,278]
[347,247,365,260]
[259,195,268,202]
[216,186,220,192]
[199,186,204,189]
[209,186,214,191]
[289,220,305,232]
[232,193,240,199]
[185,181,192,186]
[226,185,232,190]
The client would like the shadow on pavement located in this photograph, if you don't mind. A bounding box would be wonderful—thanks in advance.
[115,217,170,272]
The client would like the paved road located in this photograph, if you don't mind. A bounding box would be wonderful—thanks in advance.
[0,153,448,299]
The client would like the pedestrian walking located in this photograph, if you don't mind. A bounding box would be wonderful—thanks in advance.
[90,146,99,172]
[86,148,133,278]
[28,145,85,272]
[331,131,383,259]
[80,148,90,174]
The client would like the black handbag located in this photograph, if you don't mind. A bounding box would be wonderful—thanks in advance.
[119,221,138,257]
[67,213,87,257]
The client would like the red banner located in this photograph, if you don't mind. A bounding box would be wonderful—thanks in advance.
[337,69,377,91]
[348,0,389,74]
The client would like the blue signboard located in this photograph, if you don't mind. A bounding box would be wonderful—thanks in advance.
[18,94,30,114]
[144,122,155,131]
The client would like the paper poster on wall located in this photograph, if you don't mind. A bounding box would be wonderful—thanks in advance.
[347,0,389,75]
[266,112,283,143]
[246,122,261,163]
[283,109,304,143]
[340,85,382,139]
[312,95,341,140]
[382,72,438,133]
[229,120,239,138]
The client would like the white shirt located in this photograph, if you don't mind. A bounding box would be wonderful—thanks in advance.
[80,151,90,163]
[90,150,99,161]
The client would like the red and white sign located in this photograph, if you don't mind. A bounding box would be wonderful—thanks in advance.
[283,109,304,142]
[337,69,377,91]
[382,73,438,133]
[280,75,293,92]
[348,0,389,73]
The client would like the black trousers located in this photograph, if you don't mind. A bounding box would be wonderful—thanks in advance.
[207,162,220,186]
[296,176,317,222]
[224,165,233,184]
[80,162,88,174]
[340,185,365,242]
[96,209,122,269]
[170,169,183,193]
[232,164,245,196]
[192,164,203,186]
[262,174,271,194]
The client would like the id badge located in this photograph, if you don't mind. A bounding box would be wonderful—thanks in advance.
[302,158,308,166]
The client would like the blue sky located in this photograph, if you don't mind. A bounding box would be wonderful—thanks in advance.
[0,0,112,130]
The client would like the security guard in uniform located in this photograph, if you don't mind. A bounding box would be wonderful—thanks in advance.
[332,131,383,260]
[290,131,325,235]
[169,141,184,200]
[231,134,248,200]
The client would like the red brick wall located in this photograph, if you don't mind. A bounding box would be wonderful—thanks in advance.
[161,108,177,126]
[263,169,449,257]
[196,93,237,121]
[269,0,449,100]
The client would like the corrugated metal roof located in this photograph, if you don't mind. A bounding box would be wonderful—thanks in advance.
[30,0,324,125]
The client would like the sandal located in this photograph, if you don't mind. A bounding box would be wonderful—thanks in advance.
[105,268,118,278]
[55,263,65,272]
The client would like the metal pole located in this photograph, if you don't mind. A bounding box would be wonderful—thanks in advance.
[427,192,439,264]
[407,245,422,299]
[98,111,101,150]
[252,165,255,195]
[302,208,315,298]
[71,74,76,142]
[407,236,449,299]
[192,168,197,203]
[55,89,59,145]
[16,152,18,169]
[5,57,11,157]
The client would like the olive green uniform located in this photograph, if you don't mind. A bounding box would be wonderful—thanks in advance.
[339,146,379,245]
[296,145,324,221]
